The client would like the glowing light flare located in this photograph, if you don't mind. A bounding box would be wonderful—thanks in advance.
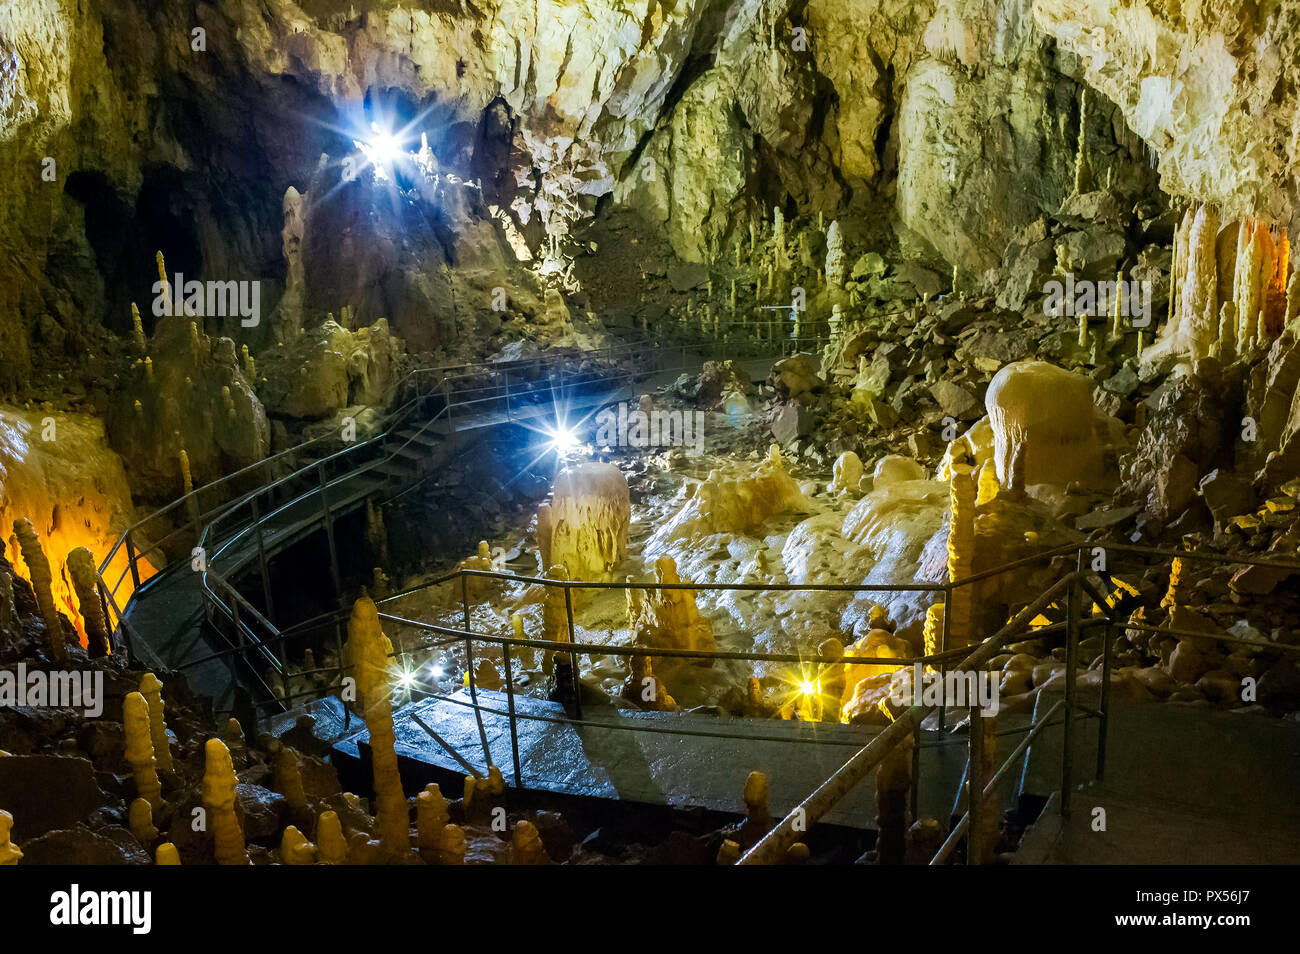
[544,421,582,456]
[352,122,414,182]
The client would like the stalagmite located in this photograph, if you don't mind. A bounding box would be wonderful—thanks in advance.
[13,518,65,662]
[347,594,410,860]
[66,546,110,657]
[985,361,1109,490]
[1161,556,1188,610]
[1233,218,1268,350]
[975,460,999,506]
[541,464,631,582]
[272,743,308,814]
[123,691,162,811]
[1176,204,1220,359]
[511,820,549,865]
[155,843,180,865]
[717,839,740,865]
[438,824,467,865]
[922,602,945,666]
[542,564,573,670]
[0,810,18,865]
[202,738,248,865]
[416,784,449,856]
[131,302,147,354]
[627,556,715,656]
[947,467,976,649]
[129,797,158,845]
[280,826,317,865]
[830,451,863,494]
[1072,89,1090,194]
[825,219,846,290]
[737,771,775,850]
[138,673,173,774]
[317,811,348,865]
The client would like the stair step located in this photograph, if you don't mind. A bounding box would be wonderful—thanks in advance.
[373,459,416,478]
[391,444,428,462]
[396,428,441,447]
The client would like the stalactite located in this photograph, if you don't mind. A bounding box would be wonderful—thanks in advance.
[66,546,110,657]
[12,518,65,663]
[202,738,249,865]
[138,673,174,774]
[1286,270,1300,329]
[123,691,162,811]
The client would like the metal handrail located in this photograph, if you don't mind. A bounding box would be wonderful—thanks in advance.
[738,568,1095,864]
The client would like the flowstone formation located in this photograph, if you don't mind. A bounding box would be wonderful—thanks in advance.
[649,445,813,551]
[537,462,631,581]
[984,360,1117,493]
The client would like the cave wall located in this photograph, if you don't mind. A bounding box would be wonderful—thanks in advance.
[1,0,1296,395]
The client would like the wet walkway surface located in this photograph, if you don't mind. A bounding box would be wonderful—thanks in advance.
[332,689,986,829]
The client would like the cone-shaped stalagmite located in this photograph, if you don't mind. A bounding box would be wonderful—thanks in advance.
[155,843,181,865]
[12,518,65,662]
[348,593,411,860]
[66,547,110,657]
[123,691,162,811]
[280,826,317,865]
[202,738,249,865]
[317,811,348,865]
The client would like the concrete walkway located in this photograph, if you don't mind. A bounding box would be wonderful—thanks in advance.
[1015,690,1300,864]
[332,689,985,829]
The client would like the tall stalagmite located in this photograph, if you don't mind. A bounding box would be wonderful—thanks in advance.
[347,593,411,860]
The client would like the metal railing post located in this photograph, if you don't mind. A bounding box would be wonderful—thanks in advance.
[317,467,342,602]
[1061,566,1081,817]
[228,592,243,693]
[125,531,141,592]
[565,584,582,720]
[501,635,523,786]
[251,493,275,625]
[1097,618,1113,780]
[939,583,951,730]
[966,702,982,865]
